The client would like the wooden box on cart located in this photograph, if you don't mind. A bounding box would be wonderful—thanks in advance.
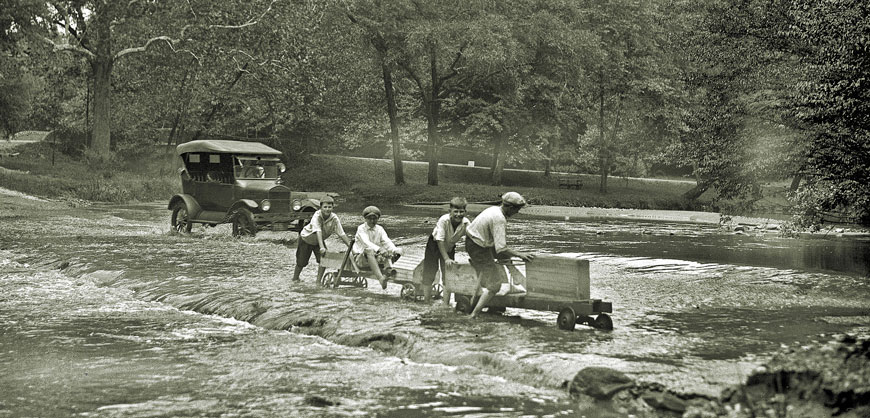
[443,255,613,331]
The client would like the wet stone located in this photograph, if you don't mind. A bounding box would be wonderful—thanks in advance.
[304,395,340,407]
[568,367,634,400]
[641,390,687,413]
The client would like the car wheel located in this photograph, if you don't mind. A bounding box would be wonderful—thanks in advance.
[171,202,193,234]
[232,208,257,237]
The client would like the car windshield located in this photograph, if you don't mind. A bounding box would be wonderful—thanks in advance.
[235,157,282,179]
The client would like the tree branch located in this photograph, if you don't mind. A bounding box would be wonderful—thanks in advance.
[207,0,277,30]
[37,34,96,60]
[399,60,428,103]
[114,35,176,60]
[438,42,468,84]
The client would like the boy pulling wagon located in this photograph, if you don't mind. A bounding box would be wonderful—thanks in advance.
[292,196,352,282]
[421,197,470,304]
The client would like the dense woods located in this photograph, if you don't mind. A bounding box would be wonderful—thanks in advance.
[1,0,868,225]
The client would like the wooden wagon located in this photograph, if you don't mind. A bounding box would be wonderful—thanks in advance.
[443,255,613,331]
[318,240,441,300]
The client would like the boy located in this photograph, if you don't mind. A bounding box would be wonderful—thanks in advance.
[421,197,470,304]
[353,206,403,290]
[465,192,535,318]
[293,196,351,282]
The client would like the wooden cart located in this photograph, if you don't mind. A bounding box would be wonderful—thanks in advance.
[443,255,613,331]
[318,240,441,300]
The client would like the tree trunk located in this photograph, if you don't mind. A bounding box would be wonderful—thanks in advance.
[425,44,439,186]
[789,173,802,191]
[544,136,552,177]
[87,1,113,157]
[683,182,710,200]
[599,155,610,193]
[491,134,507,185]
[90,57,113,156]
[597,70,607,193]
[381,58,404,185]
[167,63,193,147]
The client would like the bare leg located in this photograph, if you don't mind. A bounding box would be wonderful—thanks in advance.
[364,249,387,289]
[316,265,325,282]
[423,283,432,302]
[292,265,303,281]
[440,259,452,307]
[470,288,493,318]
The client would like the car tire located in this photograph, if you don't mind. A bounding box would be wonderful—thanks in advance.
[232,208,257,237]
[171,202,193,234]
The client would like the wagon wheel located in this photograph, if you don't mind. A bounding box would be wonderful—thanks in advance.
[170,202,193,234]
[319,272,333,288]
[557,307,577,331]
[231,208,257,237]
[431,283,443,300]
[592,313,614,331]
[330,272,341,288]
[454,295,474,314]
[400,283,417,301]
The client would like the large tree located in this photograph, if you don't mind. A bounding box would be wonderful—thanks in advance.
[12,0,277,157]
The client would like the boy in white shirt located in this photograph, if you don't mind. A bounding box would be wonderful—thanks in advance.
[353,206,403,290]
[292,196,351,282]
[421,197,470,303]
[465,192,535,318]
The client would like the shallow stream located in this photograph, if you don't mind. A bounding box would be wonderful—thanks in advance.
[2,200,868,416]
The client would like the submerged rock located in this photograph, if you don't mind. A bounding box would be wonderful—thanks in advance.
[568,367,634,400]
[569,335,870,417]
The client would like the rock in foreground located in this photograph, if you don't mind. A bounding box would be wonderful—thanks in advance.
[568,334,870,417]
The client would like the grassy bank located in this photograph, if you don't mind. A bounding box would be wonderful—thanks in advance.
[0,142,790,214]
[0,141,180,203]
[285,155,717,211]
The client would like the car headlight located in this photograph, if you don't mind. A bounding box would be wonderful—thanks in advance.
[261,199,271,211]
[292,200,302,211]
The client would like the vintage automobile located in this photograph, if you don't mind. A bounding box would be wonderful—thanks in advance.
[168,139,324,237]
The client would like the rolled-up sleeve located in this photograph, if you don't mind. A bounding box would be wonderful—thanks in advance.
[492,217,507,254]
[432,216,448,241]
[379,226,398,252]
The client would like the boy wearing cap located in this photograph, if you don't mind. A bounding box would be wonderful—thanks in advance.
[465,191,535,319]
[421,197,470,304]
[353,206,403,289]
[292,196,351,282]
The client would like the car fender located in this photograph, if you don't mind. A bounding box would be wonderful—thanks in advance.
[303,198,320,210]
[229,199,259,213]
[168,194,203,218]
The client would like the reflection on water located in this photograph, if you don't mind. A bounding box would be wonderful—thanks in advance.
[2,202,870,415]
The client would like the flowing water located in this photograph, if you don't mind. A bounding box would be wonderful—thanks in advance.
[2,198,869,417]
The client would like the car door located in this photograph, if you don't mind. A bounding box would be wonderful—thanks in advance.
[198,153,234,212]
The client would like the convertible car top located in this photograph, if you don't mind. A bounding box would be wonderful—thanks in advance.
[176,140,283,156]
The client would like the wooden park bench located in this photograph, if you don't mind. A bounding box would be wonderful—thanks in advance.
[557,175,583,190]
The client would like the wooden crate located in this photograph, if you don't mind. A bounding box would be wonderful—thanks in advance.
[320,251,346,270]
[525,255,589,300]
[392,252,425,283]
[443,263,480,295]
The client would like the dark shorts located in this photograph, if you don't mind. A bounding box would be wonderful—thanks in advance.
[295,239,321,268]
[421,235,455,286]
[465,238,504,292]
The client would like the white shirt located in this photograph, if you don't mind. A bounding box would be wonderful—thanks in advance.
[353,223,397,254]
[432,214,470,251]
[300,210,345,245]
[466,205,507,253]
